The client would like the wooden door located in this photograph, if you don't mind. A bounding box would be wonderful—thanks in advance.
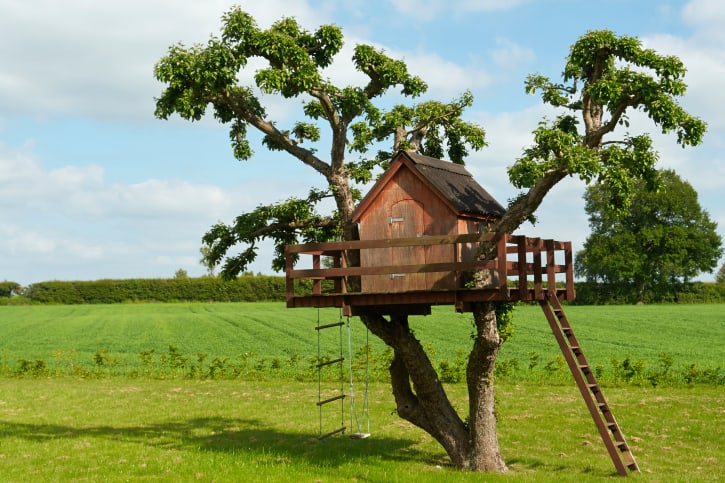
[389,199,427,291]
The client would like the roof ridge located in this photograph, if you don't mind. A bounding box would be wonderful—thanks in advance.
[403,151,471,176]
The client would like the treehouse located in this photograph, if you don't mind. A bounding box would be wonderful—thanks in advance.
[284,151,576,317]
[285,152,639,476]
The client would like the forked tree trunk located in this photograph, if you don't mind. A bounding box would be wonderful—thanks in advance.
[360,309,507,472]
[467,302,507,471]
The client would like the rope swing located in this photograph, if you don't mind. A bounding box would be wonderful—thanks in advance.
[346,315,370,439]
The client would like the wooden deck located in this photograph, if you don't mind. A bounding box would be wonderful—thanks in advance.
[285,233,575,316]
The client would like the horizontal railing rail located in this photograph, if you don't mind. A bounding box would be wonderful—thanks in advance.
[285,233,574,308]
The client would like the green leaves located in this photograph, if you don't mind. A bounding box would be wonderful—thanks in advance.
[202,189,340,278]
[352,44,427,98]
[507,29,706,233]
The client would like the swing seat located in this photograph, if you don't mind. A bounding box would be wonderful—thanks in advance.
[349,432,371,439]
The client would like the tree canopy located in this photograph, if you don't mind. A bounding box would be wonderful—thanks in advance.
[154,8,486,277]
[499,30,706,236]
[575,169,722,301]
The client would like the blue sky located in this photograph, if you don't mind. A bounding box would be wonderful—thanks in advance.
[1,0,723,285]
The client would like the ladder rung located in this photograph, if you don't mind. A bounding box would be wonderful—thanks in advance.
[614,440,628,450]
[587,383,600,392]
[316,357,344,368]
[316,321,345,330]
[571,345,582,355]
[317,394,346,406]
[318,426,346,440]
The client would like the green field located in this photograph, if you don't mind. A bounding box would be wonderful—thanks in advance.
[0,302,723,481]
[0,302,723,385]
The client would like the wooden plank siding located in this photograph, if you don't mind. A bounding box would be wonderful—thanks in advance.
[285,233,575,316]
[351,152,505,296]
[356,164,457,292]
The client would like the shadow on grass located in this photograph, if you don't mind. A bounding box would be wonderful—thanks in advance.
[0,416,429,468]
[505,456,621,479]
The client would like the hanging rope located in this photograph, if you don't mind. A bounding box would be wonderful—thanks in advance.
[346,315,371,438]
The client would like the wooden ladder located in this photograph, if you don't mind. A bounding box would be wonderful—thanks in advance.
[539,293,640,476]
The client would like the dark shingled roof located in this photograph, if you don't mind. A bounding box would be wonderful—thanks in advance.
[402,152,506,218]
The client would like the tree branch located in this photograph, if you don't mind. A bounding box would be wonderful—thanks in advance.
[589,95,643,146]
[214,90,332,176]
[244,217,337,241]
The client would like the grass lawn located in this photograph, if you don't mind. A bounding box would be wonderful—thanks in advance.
[0,378,722,482]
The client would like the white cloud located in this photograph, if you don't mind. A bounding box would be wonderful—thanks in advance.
[682,0,725,41]
[0,0,323,122]
[0,141,284,284]
[407,52,493,96]
[491,38,536,70]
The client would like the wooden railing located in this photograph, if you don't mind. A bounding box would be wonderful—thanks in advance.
[285,233,575,313]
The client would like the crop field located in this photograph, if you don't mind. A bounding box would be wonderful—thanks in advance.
[0,302,723,481]
[0,302,722,385]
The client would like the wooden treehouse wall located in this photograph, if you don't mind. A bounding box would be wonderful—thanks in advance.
[357,166,458,292]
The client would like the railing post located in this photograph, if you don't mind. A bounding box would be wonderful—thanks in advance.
[312,253,321,295]
[285,248,295,306]
[340,250,348,294]
[333,251,342,294]
[532,238,543,300]
[545,239,556,296]
[498,234,509,300]
[564,241,575,300]
[516,235,528,299]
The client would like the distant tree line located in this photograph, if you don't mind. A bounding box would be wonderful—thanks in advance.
[2,274,724,305]
[572,280,725,305]
[0,274,305,305]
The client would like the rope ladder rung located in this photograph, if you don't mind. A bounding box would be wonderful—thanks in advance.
[316,357,344,368]
[317,394,346,406]
[315,321,345,330]
[318,426,346,440]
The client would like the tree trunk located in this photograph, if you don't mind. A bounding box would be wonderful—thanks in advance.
[467,302,507,471]
[360,311,507,471]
